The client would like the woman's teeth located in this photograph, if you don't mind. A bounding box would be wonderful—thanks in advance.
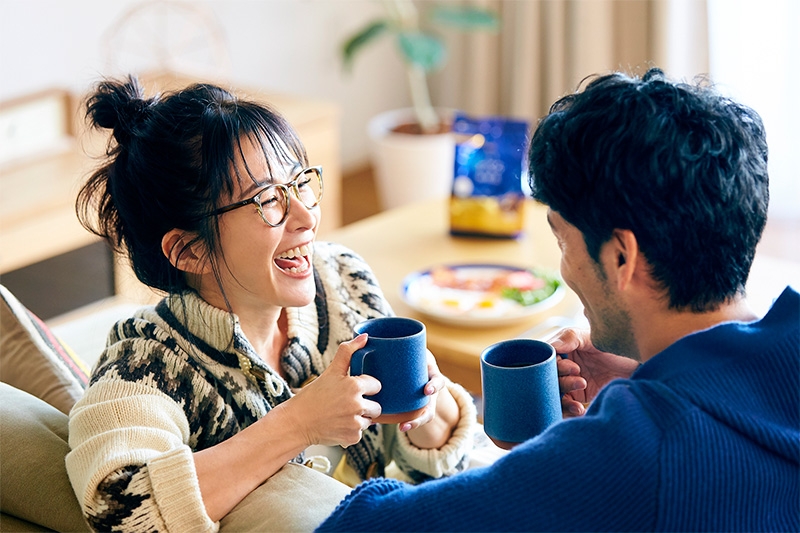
[275,244,312,273]
[278,244,311,260]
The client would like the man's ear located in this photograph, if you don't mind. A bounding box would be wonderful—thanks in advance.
[608,229,640,291]
[161,229,210,274]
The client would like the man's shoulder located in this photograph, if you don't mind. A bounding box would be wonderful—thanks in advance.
[591,378,694,434]
[760,286,800,329]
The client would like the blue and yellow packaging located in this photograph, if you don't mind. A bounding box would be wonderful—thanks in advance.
[449,113,530,239]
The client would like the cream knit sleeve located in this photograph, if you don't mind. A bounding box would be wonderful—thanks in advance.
[383,381,477,479]
[66,379,217,533]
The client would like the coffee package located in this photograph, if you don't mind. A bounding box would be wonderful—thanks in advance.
[449,113,530,238]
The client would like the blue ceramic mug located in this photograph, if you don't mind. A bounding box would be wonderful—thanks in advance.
[480,339,561,449]
[351,317,430,424]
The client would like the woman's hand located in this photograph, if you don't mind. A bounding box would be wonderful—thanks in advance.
[550,328,640,417]
[286,334,382,447]
[195,336,379,521]
[402,351,460,449]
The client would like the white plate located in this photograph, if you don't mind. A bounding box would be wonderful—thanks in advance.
[400,264,565,327]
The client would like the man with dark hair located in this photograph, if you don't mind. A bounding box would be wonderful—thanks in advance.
[318,68,798,532]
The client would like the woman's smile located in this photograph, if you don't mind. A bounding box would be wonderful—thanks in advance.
[274,242,314,275]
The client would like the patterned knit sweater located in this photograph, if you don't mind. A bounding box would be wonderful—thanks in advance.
[66,242,475,532]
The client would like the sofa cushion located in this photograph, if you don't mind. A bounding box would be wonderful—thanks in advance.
[0,381,349,532]
[219,462,352,532]
[0,382,90,532]
[0,284,88,414]
[0,512,50,532]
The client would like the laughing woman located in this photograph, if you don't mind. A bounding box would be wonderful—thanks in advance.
[66,76,475,532]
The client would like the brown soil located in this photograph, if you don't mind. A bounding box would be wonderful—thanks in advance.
[391,121,452,135]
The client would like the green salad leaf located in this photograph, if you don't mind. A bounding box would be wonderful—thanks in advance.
[500,270,561,306]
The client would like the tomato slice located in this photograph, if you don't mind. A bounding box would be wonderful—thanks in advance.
[501,270,545,291]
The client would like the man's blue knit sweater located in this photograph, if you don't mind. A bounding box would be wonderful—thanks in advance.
[319,287,799,532]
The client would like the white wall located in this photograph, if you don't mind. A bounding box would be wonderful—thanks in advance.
[2,0,797,212]
[0,0,411,171]
[708,0,800,221]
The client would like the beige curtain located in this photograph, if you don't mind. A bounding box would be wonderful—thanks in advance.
[432,0,709,122]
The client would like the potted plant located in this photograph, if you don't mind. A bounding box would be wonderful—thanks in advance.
[342,0,498,209]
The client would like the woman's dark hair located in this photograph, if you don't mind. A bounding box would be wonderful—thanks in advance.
[77,75,307,295]
[528,68,769,312]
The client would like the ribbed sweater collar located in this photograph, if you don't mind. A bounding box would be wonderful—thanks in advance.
[158,287,322,389]
[633,286,798,382]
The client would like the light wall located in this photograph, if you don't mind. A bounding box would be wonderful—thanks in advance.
[708,0,800,221]
[1,0,796,219]
[0,0,412,172]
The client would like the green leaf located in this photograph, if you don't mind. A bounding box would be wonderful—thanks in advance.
[428,5,499,30]
[397,31,446,71]
[341,20,390,71]
[500,271,561,307]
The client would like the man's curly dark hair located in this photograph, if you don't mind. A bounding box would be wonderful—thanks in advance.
[528,68,769,312]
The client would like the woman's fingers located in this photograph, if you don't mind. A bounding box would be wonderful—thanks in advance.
[424,350,445,395]
[360,396,382,422]
[329,333,368,375]
[424,375,446,395]
[397,405,435,432]
[354,373,382,397]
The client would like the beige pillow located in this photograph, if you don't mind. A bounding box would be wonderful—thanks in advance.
[0,513,48,531]
[0,382,90,532]
[219,463,352,532]
[0,284,89,414]
[0,378,349,532]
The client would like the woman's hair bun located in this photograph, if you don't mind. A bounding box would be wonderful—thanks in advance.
[86,75,154,145]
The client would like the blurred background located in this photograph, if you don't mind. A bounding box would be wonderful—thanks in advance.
[0,0,798,319]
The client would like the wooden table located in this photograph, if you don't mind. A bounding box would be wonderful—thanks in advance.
[326,198,581,395]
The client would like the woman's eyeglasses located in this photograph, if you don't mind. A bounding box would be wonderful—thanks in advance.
[208,165,323,227]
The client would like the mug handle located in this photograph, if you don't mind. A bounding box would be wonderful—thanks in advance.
[350,347,373,376]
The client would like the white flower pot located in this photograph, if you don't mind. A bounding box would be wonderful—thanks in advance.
[367,108,456,210]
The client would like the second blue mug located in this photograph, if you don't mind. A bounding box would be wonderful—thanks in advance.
[480,338,561,449]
